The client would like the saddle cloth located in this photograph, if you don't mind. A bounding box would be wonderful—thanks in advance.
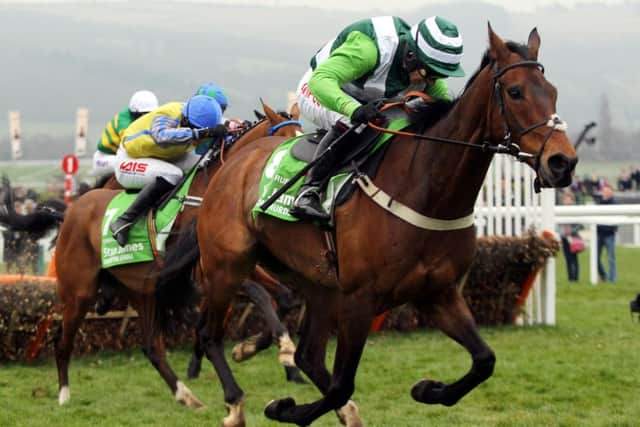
[252,108,411,224]
[100,170,197,268]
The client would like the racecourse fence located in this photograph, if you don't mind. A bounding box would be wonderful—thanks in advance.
[474,155,556,325]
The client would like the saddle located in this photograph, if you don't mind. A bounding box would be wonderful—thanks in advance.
[290,105,411,208]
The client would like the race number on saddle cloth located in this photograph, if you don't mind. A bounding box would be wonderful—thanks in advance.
[100,168,198,268]
[253,115,410,222]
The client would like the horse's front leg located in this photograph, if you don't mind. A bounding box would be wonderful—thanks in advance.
[265,290,372,426]
[200,273,246,427]
[187,306,207,379]
[131,296,204,408]
[238,280,297,367]
[412,287,495,406]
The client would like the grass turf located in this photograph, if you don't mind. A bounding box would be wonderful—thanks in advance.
[1,248,639,426]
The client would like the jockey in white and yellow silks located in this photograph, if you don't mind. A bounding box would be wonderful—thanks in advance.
[291,15,466,222]
[109,94,227,246]
[92,90,159,176]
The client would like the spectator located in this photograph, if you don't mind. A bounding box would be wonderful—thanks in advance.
[558,192,582,282]
[630,165,640,190]
[596,185,618,283]
[617,168,632,191]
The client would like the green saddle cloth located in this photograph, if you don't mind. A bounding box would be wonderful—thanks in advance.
[100,171,197,268]
[252,118,410,222]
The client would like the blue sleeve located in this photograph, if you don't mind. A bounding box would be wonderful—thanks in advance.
[150,115,194,147]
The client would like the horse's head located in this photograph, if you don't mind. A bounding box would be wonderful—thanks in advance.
[260,99,303,138]
[485,24,577,189]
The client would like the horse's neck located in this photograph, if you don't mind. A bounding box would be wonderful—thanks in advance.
[380,68,495,219]
[190,120,271,197]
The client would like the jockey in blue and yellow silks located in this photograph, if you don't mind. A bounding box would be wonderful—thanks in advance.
[92,90,159,176]
[109,94,227,246]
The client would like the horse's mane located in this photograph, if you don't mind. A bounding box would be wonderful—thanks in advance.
[463,41,531,91]
[410,41,531,132]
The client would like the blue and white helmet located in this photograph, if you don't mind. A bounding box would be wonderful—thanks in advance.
[195,83,228,112]
[182,95,223,128]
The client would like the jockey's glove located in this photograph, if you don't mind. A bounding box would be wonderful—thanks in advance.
[351,101,385,125]
[192,124,228,140]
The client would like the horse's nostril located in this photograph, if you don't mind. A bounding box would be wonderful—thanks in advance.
[548,154,577,175]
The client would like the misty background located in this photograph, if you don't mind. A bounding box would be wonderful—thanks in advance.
[0,0,638,162]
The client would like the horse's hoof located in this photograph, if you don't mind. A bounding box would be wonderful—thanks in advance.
[411,379,456,406]
[222,400,245,427]
[285,367,308,385]
[264,397,296,421]
[336,400,363,427]
[231,341,258,363]
[175,381,205,409]
[58,386,70,405]
[187,358,202,379]
[278,333,297,367]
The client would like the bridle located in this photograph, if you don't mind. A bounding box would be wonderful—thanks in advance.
[368,58,568,191]
[489,60,567,176]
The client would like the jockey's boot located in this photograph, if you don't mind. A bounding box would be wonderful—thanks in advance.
[109,176,174,247]
[290,123,346,222]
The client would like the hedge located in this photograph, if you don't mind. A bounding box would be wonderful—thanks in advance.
[0,231,558,362]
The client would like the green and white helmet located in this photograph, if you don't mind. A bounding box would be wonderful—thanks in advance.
[410,16,464,78]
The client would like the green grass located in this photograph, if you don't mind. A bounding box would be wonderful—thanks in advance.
[1,249,640,426]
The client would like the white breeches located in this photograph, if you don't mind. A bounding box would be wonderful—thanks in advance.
[114,145,200,189]
[92,150,117,177]
[296,68,353,130]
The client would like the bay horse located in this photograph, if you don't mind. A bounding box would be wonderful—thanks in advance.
[52,102,302,409]
[172,25,577,426]
[0,171,305,383]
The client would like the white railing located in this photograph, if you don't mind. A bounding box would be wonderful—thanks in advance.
[555,204,640,285]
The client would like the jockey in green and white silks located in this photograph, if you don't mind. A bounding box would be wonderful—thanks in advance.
[296,15,464,130]
[291,15,466,222]
[92,90,159,177]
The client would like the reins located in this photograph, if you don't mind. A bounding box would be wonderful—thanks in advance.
[367,60,567,166]
[354,59,568,230]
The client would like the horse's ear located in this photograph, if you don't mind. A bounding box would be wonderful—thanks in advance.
[254,109,265,120]
[261,101,279,122]
[288,102,300,120]
[527,27,541,60]
[487,22,509,65]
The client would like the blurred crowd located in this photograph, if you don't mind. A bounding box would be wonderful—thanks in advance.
[1,186,40,274]
[1,180,90,274]
[563,165,640,205]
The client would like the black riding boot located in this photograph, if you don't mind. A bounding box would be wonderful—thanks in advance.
[109,176,174,247]
[290,123,346,221]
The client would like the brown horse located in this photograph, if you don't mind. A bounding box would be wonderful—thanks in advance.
[175,25,577,426]
[53,102,302,409]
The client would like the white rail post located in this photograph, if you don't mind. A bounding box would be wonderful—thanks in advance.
[540,189,556,325]
[590,221,598,285]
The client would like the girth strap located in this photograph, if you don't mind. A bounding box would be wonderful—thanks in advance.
[355,174,475,231]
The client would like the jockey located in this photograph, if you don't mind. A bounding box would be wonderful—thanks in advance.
[92,90,159,176]
[291,15,465,221]
[193,82,247,134]
[195,82,229,115]
[109,94,227,246]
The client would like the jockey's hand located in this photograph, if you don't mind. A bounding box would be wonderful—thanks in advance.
[351,101,385,125]
[192,124,228,140]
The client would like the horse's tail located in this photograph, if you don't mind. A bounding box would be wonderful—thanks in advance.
[155,219,201,332]
[0,200,66,234]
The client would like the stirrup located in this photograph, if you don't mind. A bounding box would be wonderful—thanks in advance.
[110,221,133,236]
[293,187,321,206]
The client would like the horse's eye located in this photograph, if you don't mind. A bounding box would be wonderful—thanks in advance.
[507,86,523,100]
